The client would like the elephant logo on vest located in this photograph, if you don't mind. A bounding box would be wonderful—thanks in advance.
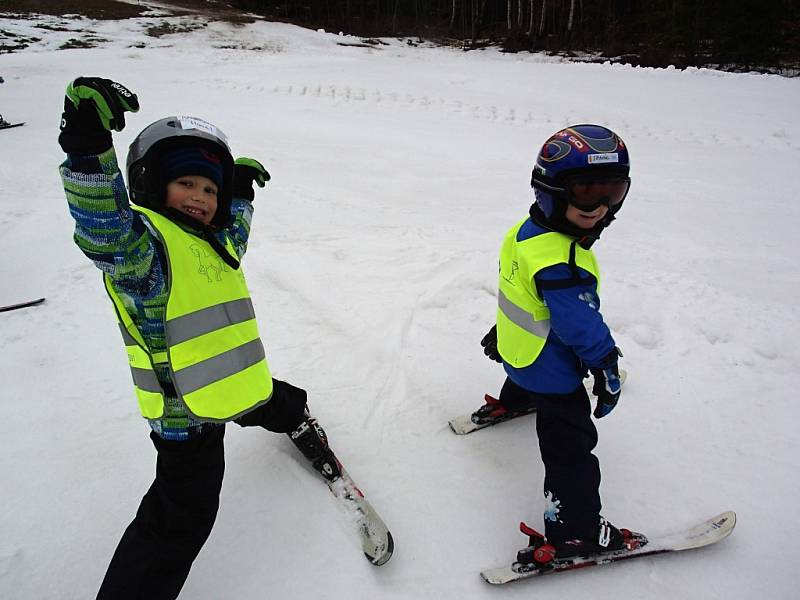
[190,244,229,282]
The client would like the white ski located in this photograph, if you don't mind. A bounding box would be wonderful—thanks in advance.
[326,464,394,566]
[481,510,736,584]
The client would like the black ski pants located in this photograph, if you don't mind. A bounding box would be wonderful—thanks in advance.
[96,379,308,600]
[500,377,602,543]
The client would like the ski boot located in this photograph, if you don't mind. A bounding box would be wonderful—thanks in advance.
[471,394,536,426]
[513,518,647,572]
[288,413,342,482]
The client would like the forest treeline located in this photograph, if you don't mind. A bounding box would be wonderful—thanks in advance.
[230,0,800,74]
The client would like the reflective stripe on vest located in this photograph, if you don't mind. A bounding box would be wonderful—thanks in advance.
[496,218,601,368]
[104,206,273,421]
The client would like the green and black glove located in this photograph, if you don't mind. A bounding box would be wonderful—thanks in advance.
[233,157,271,202]
[58,77,139,155]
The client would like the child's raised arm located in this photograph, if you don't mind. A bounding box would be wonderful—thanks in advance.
[58,77,160,290]
[224,157,271,258]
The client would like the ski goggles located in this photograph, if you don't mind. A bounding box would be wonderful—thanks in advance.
[565,178,631,212]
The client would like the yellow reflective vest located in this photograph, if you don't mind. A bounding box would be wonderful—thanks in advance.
[496,218,601,368]
[104,206,273,421]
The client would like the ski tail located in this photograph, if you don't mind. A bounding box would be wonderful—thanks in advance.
[1,297,45,312]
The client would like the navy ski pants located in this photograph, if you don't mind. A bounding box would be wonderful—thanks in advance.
[96,379,308,600]
[500,377,602,542]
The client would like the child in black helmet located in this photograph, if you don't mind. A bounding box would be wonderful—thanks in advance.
[160,145,225,225]
[473,125,645,567]
[57,77,349,599]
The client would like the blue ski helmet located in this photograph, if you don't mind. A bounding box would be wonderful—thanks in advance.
[531,124,630,220]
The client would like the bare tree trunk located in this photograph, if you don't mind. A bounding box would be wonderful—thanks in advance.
[471,0,477,42]
[567,0,575,39]
[472,0,487,43]
[507,0,512,30]
[539,0,546,37]
[518,0,523,29]
[528,0,535,36]
[450,0,457,31]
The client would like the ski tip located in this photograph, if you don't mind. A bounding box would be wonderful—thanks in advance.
[713,510,737,535]
[365,531,394,566]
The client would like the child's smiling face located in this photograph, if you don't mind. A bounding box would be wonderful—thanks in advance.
[564,202,609,230]
[165,175,218,226]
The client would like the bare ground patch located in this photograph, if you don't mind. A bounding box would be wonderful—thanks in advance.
[1,0,255,23]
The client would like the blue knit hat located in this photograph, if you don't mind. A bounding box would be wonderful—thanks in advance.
[161,146,224,189]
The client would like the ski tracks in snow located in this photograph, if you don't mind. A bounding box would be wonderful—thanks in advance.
[271,82,536,127]
[245,81,800,151]
[358,249,495,437]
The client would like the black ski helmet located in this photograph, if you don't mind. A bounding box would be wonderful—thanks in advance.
[530,124,630,241]
[127,116,235,228]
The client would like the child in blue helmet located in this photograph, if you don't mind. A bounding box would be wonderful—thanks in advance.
[474,124,645,566]
[57,77,346,599]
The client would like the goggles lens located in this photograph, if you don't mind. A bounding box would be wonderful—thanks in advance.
[567,178,630,211]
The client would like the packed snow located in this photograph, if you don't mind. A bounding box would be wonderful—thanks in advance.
[1,6,799,599]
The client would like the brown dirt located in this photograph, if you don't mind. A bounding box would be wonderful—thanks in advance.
[0,1,259,54]
[1,1,255,23]
[1,0,149,19]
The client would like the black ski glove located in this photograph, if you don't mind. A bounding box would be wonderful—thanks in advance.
[590,347,623,418]
[233,157,271,202]
[58,77,139,154]
[481,325,502,363]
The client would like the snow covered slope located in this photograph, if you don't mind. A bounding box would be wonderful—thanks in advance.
[1,7,798,600]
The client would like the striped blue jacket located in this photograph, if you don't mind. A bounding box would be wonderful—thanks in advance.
[60,147,255,440]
